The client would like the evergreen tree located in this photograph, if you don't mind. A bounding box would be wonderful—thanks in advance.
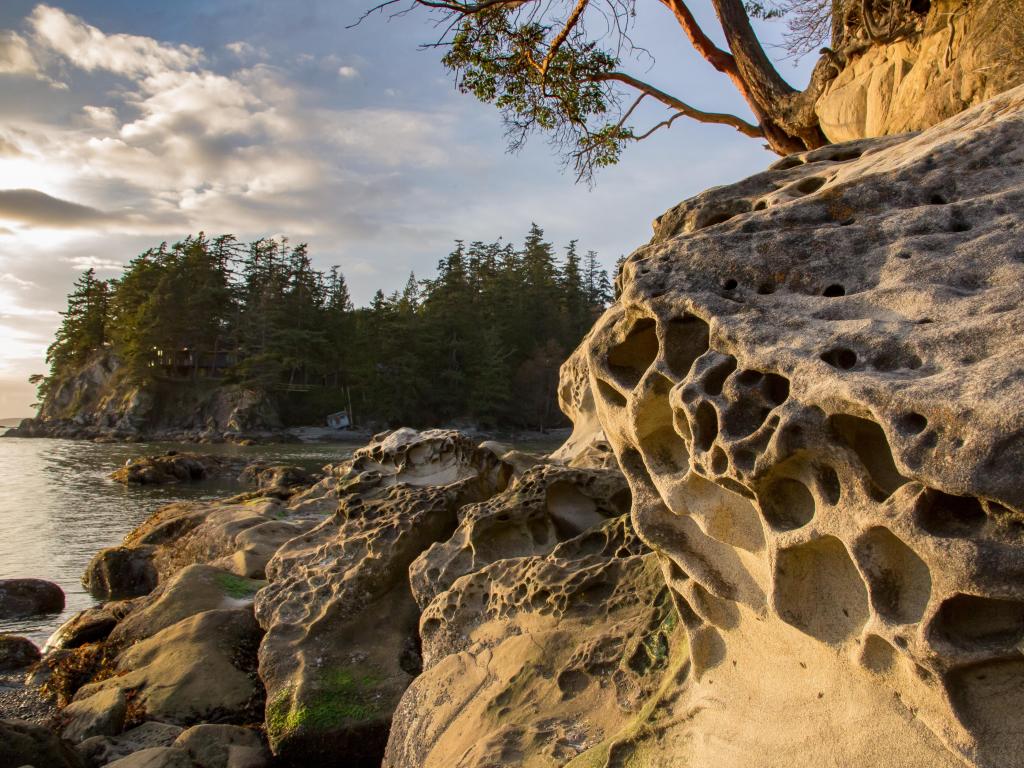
[47,268,109,371]
[40,226,612,430]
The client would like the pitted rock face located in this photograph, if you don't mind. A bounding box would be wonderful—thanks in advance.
[253,430,512,767]
[565,85,1024,767]
[410,464,631,610]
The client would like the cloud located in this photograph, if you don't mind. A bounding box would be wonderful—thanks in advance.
[81,105,118,130]
[338,65,359,79]
[0,189,112,228]
[65,255,125,272]
[225,41,267,61]
[28,4,201,77]
[0,31,39,76]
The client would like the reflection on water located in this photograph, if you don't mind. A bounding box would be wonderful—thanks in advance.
[0,436,358,645]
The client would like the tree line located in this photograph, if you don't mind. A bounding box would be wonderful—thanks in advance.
[39,225,614,430]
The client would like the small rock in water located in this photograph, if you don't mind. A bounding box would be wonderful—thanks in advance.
[0,579,65,619]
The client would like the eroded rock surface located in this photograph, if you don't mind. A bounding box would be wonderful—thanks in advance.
[384,467,674,768]
[253,430,511,766]
[817,0,1024,143]
[562,84,1024,767]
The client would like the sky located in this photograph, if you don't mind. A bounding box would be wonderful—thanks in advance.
[0,1,814,417]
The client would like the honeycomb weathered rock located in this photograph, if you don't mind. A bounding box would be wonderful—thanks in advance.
[561,84,1024,767]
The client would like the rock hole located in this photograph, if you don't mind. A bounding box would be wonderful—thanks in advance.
[596,379,627,408]
[702,356,737,396]
[897,251,912,259]
[527,516,550,546]
[757,282,776,295]
[721,278,738,290]
[898,412,928,435]
[774,536,870,644]
[753,200,767,211]
[820,347,857,370]
[915,490,986,537]
[557,669,590,699]
[701,211,737,228]
[693,402,719,452]
[861,634,898,674]
[606,318,658,389]
[763,373,790,406]
[828,414,908,498]
[663,315,710,380]
[736,369,763,386]
[933,594,1024,648]
[710,447,728,474]
[759,477,815,531]
[929,193,947,205]
[546,482,606,538]
[795,176,826,195]
[773,155,805,170]
[734,449,756,472]
[641,426,689,474]
[855,527,931,624]
[910,0,930,12]
[816,465,841,505]
[822,284,845,297]
[949,215,972,233]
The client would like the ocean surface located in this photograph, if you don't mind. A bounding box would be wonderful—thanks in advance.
[0,435,360,645]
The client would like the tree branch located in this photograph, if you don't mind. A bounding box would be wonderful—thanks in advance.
[540,0,590,76]
[595,71,762,137]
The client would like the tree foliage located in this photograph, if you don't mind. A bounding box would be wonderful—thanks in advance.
[40,226,611,430]
[362,0,931,178]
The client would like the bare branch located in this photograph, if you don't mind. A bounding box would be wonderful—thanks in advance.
[633,111,686,140]
[595,71,762,137]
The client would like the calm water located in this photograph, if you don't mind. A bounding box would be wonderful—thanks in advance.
[0,435,358,645]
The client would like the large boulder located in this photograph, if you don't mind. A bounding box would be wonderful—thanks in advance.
[254,430,511,767]
[0,636,41,671]
[0,579,64,618]
[558,84,1024,767]
[83,547,158,600]
[0,719,82,768]
[59,608,263,740]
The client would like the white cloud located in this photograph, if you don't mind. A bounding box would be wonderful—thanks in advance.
[225,41,267,60]
[28,4,202,77]
[81,105,118,130]
[0,31,39,76]
[338,65,359,79]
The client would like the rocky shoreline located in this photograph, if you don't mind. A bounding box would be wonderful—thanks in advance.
[1,426,643,767]
[5,87,1024,768]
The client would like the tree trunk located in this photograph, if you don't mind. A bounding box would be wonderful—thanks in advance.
[710,0,830,153]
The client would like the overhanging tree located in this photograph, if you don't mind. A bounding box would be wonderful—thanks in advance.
[360,0,931,179]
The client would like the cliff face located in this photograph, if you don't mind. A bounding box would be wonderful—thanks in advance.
[13,352,281,440]
[815,0,1024,143]
[558,83,1024,766]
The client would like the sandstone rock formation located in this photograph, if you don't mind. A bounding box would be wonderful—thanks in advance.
[816,0,1024,143]
[384,467,671,768]
[254,430,511,766]
[555,83,1024,767]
